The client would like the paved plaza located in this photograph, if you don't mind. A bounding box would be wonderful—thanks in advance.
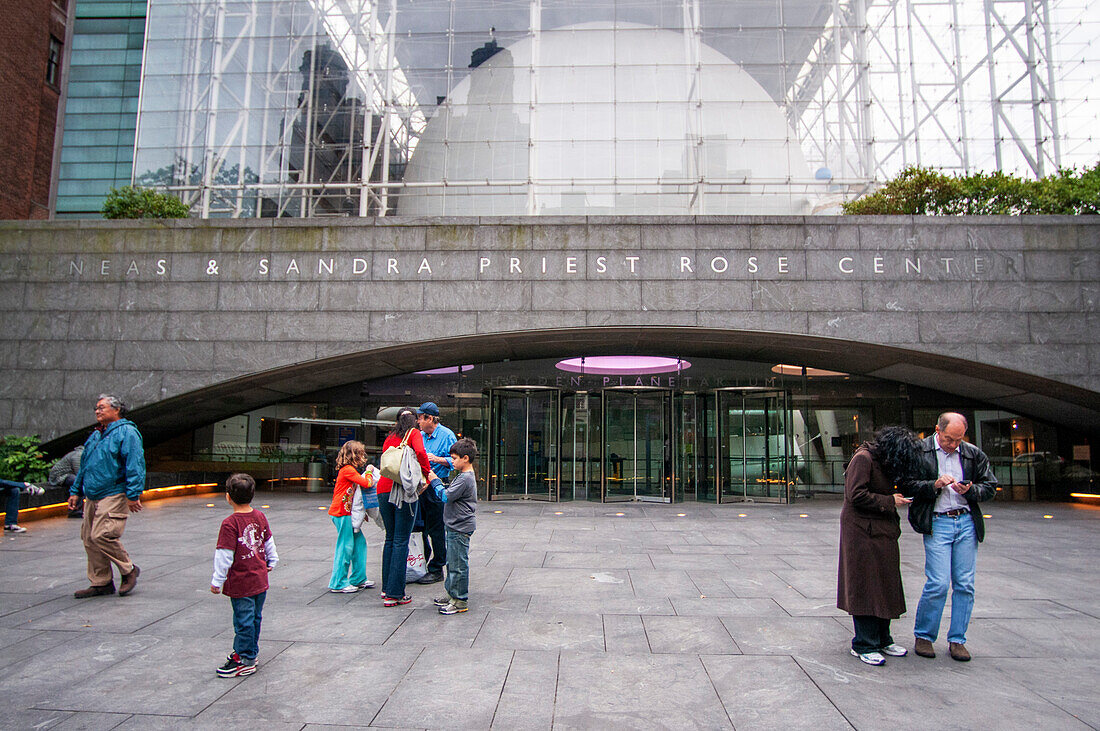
[1,493,1098,730]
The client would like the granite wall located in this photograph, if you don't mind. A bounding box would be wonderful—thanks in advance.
[0,216,1096,445]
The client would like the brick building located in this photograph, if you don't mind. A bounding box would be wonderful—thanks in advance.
[0,0,70,220]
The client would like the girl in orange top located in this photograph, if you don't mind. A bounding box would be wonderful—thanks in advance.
[327,440,375,593]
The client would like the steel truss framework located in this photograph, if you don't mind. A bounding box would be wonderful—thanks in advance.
[134,0,1091,217]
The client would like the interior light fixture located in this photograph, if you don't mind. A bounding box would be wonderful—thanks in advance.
[555,356,690,375]
[415,365,475,375]
[771,364,848,377]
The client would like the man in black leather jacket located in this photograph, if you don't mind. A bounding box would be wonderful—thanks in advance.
[900,412,997,662]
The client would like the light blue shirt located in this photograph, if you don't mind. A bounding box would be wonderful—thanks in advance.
[421,423,457,481]
[933,435,968,513]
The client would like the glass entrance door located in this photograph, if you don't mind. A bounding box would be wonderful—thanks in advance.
[715,388,792,503]
[602,388,672,502]
[488,387,560,500]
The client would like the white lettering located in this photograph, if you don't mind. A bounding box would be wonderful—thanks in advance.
[710,256,729,273]
[778,256,789,274]
[318,258,334,275]
[595,256,607,274]
[156,259,167,276]
[387,258,398,275]
[70,260,84,276]
[479,257,491,273]
[625,256,639,274]
[905,258,921,274]
[974,257,986,274]
[418,258,432,275]
[680,256,693,273]
[258,258,269,275]
[510,257,522,274]
[566,256,578,274]
[541,257,547,274]
[747,256,758,274]
[126,260,139,276]
[941,257,954,274]
[873,256,884,274]
[100,260,110,275]
[352,258,367,275]
[838,257,854,274]
[286,259,300,275]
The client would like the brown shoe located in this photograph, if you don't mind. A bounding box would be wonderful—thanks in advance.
[118,566,140,596]
[949,642,971,661]
[914,638,936,658]
[74,583,115,599]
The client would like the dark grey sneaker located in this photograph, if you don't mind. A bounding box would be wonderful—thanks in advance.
[439,599,468,615]
[217,653,257,677]
[433,594,452,607]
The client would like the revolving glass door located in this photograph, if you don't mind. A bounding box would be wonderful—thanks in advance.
[488,387,559,500]
[714,388,792,503]
[602,388,672,502]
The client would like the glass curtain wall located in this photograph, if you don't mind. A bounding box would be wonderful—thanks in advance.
[132,0,1098,217]
[55,1,148,216]
[144,358,1065,502]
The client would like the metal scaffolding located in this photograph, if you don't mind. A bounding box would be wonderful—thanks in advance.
[133,0,1093,217]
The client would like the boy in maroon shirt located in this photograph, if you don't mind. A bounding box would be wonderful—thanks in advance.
[210,473,278,677]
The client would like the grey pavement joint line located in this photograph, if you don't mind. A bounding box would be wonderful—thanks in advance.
[792,655,859,730]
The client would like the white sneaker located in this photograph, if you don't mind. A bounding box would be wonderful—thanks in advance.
[851,649,886,666]
[881,644,908,657]
[4,524,27,533]
[22,484,45,496]
[330,585,359,593]
[356,580,375,589]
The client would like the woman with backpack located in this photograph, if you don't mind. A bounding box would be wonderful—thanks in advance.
[375,409,431,606]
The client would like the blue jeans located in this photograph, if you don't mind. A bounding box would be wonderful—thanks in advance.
[230,591,266,662]
[328,515,367,590]
[1,479,22,526]
[444,528,471,602]
[379,497,417,599]
[914,514,978,644]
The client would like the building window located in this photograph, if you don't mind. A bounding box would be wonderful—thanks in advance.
[46,36,62,88]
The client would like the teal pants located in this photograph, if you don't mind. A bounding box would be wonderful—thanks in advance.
[328,515,367,590]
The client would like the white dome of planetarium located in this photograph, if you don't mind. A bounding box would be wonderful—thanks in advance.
[400,22,812,216]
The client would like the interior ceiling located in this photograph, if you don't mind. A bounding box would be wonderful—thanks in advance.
[46,327,1100,451]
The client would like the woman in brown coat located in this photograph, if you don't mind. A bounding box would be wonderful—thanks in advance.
[837,426,922,666]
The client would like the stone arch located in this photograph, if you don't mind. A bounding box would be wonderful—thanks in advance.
[49,326,1100,450]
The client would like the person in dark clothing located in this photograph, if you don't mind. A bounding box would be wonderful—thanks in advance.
[49,445,83,518]
[837,426,922,666]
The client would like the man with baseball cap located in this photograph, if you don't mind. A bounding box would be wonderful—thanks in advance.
[416,402,456,584]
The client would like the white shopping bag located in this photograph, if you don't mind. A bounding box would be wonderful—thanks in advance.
[406,532,427,582]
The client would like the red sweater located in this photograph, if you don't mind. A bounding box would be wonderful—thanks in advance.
[376,429,431,495]
[328,465,375,516]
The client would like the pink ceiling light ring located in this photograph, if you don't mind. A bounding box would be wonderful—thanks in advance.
[555,356,691,375]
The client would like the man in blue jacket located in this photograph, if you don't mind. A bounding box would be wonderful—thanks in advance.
[69,394,146,598]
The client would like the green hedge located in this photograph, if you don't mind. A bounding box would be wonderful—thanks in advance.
[0,436,51,483]
[101,185,191,219]
[842,164,1100,215]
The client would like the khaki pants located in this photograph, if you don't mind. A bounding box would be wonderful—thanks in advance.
[81,493,134,585]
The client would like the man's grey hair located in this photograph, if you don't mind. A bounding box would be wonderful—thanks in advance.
[96,394,127,415]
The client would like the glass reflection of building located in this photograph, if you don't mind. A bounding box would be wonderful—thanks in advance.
[150,357,1064,504]
[49,0,1093,218]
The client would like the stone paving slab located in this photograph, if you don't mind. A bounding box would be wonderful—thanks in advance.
[0,494,1097,730]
